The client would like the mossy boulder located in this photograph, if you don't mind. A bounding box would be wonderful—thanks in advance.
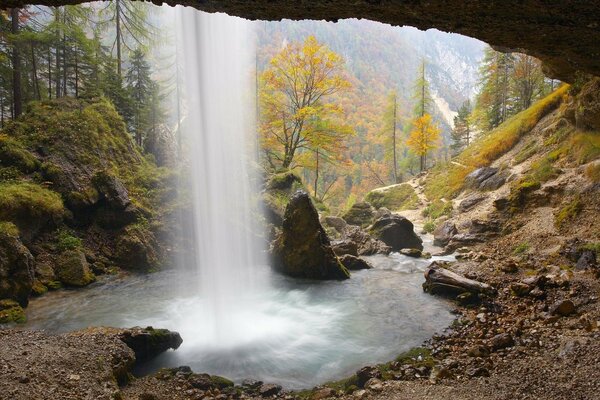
[369,214,423,251]
[342,202,375,228]
[364,183,419,211]
[55,249,96,287]
[116,326,183,361]
[0,299,26,324]
[115,224,159,271]
[574,77,600,131]
[271,191,350,280]
[0,229,35,306]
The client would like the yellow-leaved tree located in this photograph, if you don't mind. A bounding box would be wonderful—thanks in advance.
[406,114,441,172]
[259,35,352,172]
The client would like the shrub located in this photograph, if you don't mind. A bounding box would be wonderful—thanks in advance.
[56,230,82,252]
[422,220,436,233]
[585,162,600,183]
[513,242,530,255]
[422,199,453,219]
[555,197,583,228]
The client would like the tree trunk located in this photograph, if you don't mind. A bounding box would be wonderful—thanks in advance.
[392,93,398,183]
[55,9,61,98]
[47,46,52,99]
[314,148,319,197]
[11,8,22,118]
[31,44,41,100]
[423,262,496,296]
[116,0,122,77]
[74,52,79,98]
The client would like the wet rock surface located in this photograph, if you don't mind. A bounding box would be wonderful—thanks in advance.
[369,214,423,251]
[339,254,373,271]
[271,191,350,280]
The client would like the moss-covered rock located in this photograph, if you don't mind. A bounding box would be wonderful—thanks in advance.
[115,223,159,271]
[0,229,34,306]
[0,299,26,324]
[271,191,350,280]
[341,202,375,228]
[55,249,96,287]
[365,184,419,211]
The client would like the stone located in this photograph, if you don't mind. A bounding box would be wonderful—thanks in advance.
[500,260,519,273]
[433,221,457,247]
[490,333,514,350]
[339,254,373,271]
[576,250,597,270]
[341,225,391,256]
[467,219,500,234]
[458,195,487,212]
[116,326,183,361]
[55,249,95,287]
[550,299,576,316]
[467,367,490,377]
[331,240,358,257]
[323,216,347,233]
[467,345,490,358]
[259,383,282,397]
[464,167,498,190]
[478,171,507,191]
[364,378,383,391]
[356,366,382,388]
[242,379,263,389]
[574,78,600,131]
[0,232,35,306]
[115,225,159,271]
[342,202,375,228]
[271,191,350,280]
[399,248,422,257]
[493,197,510,211]
[0,299,26,324]
[511,282,531,297]
[369,214,423,251]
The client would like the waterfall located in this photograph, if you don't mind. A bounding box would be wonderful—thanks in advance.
[177,9,263,340]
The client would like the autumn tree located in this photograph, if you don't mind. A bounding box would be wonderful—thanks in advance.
[407,114,441,172]
[259,35,352,170]
[511,53,547,111]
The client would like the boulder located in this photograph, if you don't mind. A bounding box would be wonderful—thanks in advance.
[331,239,358,256]
[464,167,498,189]
[576,250,597,270]
[271,191,350,280]
[356,366,382,388]
[116,326,183,361]
[574,77,600,131]
[342,202,375,228]
[92,171,141,228]
[55,249,96,287]
[433,221,458,247]
[0,231,35,306]
[323,216,347,233]
[400,248,422,258]
[467,219,500,234]
[34,253,57,285]
[339,254,373,271]
[550,299,576,316]
[341,225,391,256]
[458,195,487,212]
[115,225,159,271]
[369,214,423,251]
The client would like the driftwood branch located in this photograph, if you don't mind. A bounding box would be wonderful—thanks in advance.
[423,262,496,296]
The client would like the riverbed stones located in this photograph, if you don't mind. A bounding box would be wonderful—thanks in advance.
[369,214,423,251]
[341,225,391,256]
[271,191,350,280]
[400,248,422,258]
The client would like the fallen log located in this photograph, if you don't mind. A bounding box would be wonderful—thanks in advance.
[423,261,496,297]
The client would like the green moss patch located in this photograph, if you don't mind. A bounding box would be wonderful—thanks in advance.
[422,200,453,220]
[0,299,26,324]
[555,197,583,228]
[365,183,418,211]
[0,134,39,173]
[0,182,64,222]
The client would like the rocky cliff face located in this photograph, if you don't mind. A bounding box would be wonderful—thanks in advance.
[0,98,181,321]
